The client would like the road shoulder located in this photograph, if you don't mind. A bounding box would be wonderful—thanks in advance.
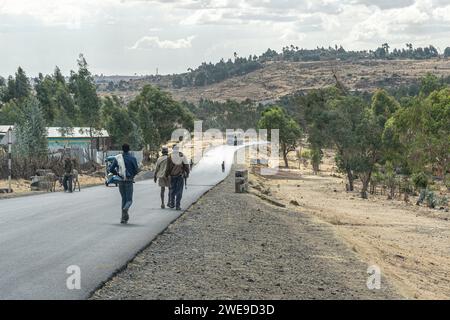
[91,166,399,300]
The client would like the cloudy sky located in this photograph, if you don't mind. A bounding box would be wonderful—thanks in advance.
[0,0,450,76]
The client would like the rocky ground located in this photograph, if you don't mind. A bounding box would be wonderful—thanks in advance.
[91,166,398,300]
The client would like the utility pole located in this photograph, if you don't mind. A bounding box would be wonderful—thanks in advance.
[7,126,12,193]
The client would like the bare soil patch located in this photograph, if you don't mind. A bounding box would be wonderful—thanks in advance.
[252,151,450,299]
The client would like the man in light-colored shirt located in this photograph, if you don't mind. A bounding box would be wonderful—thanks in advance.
[165,145,190,210]
[154,146,170,209]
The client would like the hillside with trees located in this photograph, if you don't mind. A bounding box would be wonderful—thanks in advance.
[96,44,450,104]
[165,44,448,90]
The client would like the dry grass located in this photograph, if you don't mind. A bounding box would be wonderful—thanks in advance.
[0,174,104,197]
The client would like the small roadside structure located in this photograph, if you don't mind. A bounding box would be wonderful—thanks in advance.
[47,127,110,151]
[1,126,110,151]
[1,126,111,164]
[0,126,15,146]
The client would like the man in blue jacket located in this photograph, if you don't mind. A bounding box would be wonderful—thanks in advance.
[109,144,139,224]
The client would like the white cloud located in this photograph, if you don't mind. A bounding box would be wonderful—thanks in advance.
[433,4,450,22]
[347,0,432,42]
[129,35,196,50]
[1,0,450,76]
[0,0,122,28]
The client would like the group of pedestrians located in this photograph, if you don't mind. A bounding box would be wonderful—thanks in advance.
[154,145,190,210]
[109,143,190,224]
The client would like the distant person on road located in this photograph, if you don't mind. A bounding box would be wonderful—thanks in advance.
[221,161,225,172]
[154,146,170,209]
[165,145,190,210]
[109,144,139,224]
[63,157,74,193]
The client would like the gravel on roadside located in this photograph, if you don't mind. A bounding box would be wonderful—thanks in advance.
[91,166,399,300]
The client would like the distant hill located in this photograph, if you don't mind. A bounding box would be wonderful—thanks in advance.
[97,58,450,103]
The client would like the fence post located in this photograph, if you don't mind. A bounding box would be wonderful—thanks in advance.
[7,127,12,193]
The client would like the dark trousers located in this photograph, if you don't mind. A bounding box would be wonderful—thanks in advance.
[118,181,134,210]
[169,175,184,208]
[63,174,73,192]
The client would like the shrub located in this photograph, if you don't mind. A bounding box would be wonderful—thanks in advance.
[301,149,311,159]
[437,195,449,207]
[412,172,429,190]
[445,174,450,191]
[425,191,438,208]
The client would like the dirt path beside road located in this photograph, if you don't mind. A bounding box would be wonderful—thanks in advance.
[91,166,398,300]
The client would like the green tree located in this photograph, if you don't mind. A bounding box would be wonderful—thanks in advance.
[35,73,57,124]
[13,97,48,158]
[0,76,6,104]
[35,66,77,126]
[54,81,77,125]
[282,87,341,172]
[326,95,385,198]
[2,67,32,102]
[172,75,184,89]
[353,108,384,198]
[420,88,450,177]
[420,73,443,97]
[53,66,66,84]
[13,67,32,100]
[257,106,302,168]
[444,47,450,58]
[69,54,100,158]
[128,85,194,152]
[392,88,450,178]
[325,96,366,191]
[0,100,22,125]
[382,116,408,170]
[371,89,400,126]
[101,96,144,150]
[69,54,100,130]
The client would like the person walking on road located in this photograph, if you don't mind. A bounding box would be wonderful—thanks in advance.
[109,144,139,224]
[63,157,74,193]
[154,146,170,209]
[221,161,225,172]
[165,145,190,210]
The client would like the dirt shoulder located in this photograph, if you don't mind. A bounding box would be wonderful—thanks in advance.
[91,166,398,300]
[0,175,104,199]
[254,151,450,300]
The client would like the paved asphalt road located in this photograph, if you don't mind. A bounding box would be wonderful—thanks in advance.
[0,145,243,299]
